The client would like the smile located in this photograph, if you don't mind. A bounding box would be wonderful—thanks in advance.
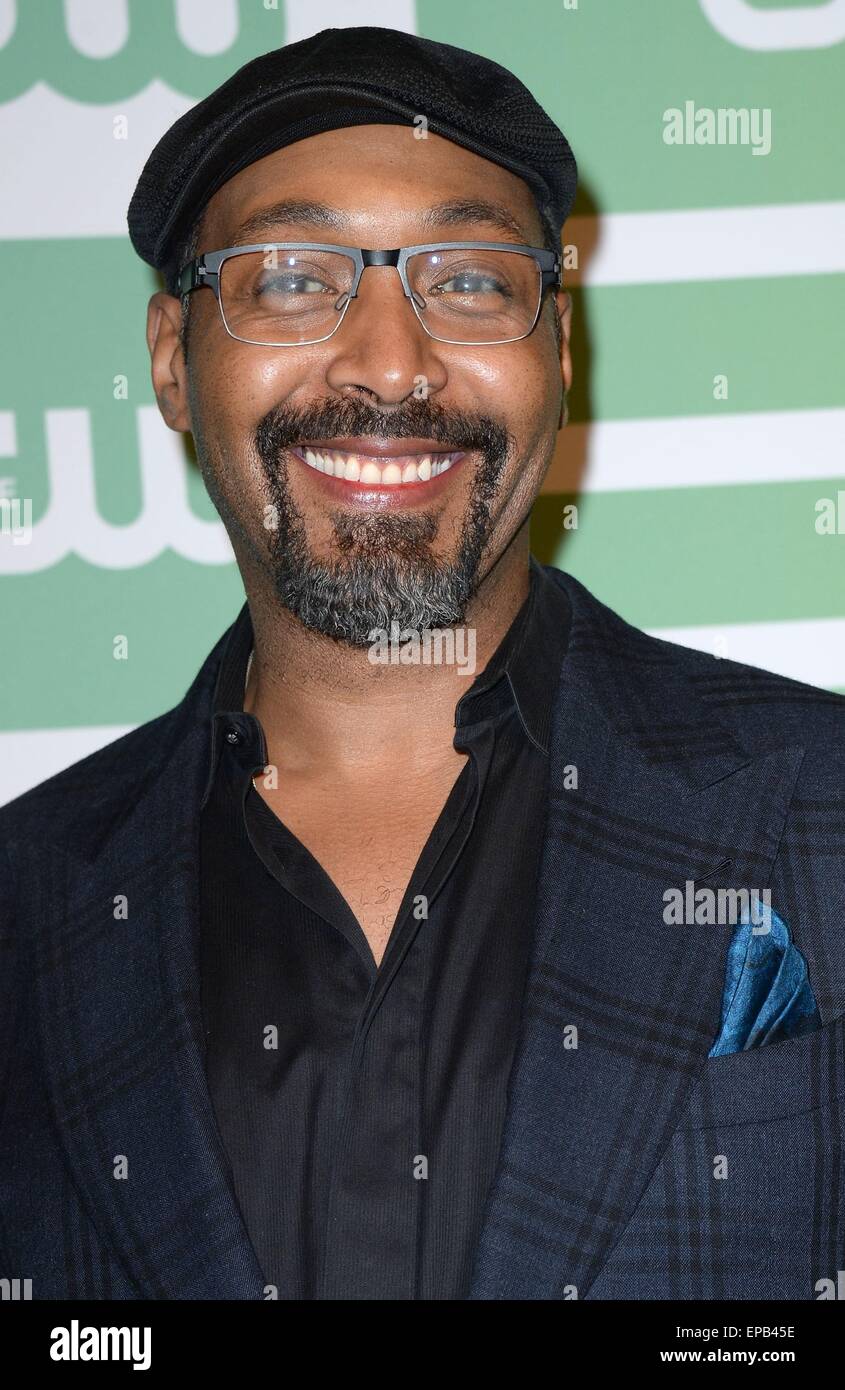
[291,445,463,486]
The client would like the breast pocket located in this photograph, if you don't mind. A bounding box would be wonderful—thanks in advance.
[680,1010,845,1130]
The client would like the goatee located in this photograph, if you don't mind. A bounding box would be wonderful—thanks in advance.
[255,397,511,645]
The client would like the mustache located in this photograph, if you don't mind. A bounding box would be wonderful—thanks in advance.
[255,396,512,465]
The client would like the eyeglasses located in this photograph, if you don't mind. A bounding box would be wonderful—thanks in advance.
[177,241,561,347]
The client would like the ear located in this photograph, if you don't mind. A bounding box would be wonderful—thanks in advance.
[555,288,572,390]
[555,289,573,428]
[146,290,192,433]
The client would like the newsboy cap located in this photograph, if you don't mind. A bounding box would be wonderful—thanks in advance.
[127,26,578,294]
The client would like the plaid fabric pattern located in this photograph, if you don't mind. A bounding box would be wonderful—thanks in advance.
[2,565,844,1300]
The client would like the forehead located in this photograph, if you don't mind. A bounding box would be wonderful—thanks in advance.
[198,124,544,247]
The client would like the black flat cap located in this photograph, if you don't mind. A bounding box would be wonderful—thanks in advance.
[127,25,577,295]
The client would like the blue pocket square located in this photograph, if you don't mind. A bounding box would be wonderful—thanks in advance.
[709,903,821,1057]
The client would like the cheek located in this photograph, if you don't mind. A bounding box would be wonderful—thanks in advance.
[463,337,559,425]
[195,345,299,432]
[186,365,274,544]
[189,342,314,483]
[487,344,561,465]
[482,347,561,526]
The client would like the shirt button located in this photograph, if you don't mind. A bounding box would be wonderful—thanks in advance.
[226,727,241,745]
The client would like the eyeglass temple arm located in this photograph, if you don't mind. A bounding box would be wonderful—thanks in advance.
[542,253,563,290]
[177,261,211,295]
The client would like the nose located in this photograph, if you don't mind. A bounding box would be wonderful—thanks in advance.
[324,263,448,406]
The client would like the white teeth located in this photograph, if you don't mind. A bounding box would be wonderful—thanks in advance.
[296,446,457,484]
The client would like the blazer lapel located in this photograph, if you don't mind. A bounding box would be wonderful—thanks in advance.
[33,634,266,1300]
[470,570,804,1299]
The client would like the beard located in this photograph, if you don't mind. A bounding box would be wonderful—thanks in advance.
[254,395,512,645]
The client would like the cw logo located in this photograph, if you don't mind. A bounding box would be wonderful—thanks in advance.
[0,0,286,103]
[699,0,845,50]
[0,408,232,572]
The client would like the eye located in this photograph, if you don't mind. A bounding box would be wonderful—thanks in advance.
[257,271,332,296]
[434,270,511,297]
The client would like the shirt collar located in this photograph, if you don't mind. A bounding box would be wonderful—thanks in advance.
[202,554,570,807]
[200,601,259,811]
[453,553,570,755]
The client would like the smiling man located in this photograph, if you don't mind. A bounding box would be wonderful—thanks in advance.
[2,26,845,1305]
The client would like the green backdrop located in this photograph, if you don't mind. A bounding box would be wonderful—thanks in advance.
[1,0,843,800]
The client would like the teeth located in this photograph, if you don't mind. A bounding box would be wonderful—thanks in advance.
[296,447,457,485]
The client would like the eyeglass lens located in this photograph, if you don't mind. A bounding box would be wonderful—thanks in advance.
[218,247,543,345]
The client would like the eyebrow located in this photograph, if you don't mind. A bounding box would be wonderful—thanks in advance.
[229,197,534,247]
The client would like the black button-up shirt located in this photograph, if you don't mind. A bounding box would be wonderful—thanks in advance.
[199,555,570,1300]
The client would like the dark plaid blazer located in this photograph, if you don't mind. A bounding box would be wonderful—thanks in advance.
[2,564,844,1301]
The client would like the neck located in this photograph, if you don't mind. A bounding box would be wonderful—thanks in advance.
[242,529,530,779]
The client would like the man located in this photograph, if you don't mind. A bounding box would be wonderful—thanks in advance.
[1,27,843,1302]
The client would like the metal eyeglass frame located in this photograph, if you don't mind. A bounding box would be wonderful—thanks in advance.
[177,240,562,347]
